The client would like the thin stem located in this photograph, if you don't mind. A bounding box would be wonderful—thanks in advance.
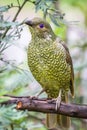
[2,0,28,39]
[10,124,14,130]
[17,0,21,7]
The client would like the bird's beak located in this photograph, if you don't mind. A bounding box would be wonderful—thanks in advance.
[25,20,33,26]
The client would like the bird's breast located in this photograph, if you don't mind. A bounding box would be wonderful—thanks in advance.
[28,39,71,96]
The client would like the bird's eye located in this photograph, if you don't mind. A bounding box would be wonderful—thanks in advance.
[39,23,44,28]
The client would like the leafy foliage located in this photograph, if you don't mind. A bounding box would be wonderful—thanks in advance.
[0,2,47,129]
[34,0,65,25]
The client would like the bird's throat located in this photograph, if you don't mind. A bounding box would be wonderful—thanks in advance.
[29,27,56,41]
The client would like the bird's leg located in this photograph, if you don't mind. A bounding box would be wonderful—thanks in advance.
[35,89,45,97]
[55,89,62,110]
[30,89,45,99]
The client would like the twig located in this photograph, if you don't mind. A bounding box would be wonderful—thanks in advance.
[2,0,27,39]
[17,0,21,7]
[1,95,87,119]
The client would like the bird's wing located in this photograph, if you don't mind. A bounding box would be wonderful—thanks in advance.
[56,37,74,97]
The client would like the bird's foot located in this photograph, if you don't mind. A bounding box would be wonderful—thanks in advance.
[48,89,62,111]
[30,95,38,100]
[48,97,61,111]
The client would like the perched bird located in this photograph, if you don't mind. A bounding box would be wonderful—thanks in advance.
[25,17,74,129]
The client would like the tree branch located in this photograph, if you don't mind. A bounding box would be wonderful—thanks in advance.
[1,95,87,119]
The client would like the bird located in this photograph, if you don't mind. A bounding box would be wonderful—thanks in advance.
[25,17,74,130]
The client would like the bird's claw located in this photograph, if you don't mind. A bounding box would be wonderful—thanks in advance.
[47,96,61,111]
[55,89,62,111]
[55,95,61,111]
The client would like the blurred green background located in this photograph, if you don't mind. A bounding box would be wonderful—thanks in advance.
[0,0,87,130]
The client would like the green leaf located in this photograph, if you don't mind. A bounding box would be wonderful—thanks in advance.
[0,21,19,28]
[0,5,10,12]
[49,14,60,26]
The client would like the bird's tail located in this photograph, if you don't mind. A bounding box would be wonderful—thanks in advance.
[46,93,70,129]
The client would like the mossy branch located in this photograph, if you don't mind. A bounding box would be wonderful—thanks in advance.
[1,95,87,119]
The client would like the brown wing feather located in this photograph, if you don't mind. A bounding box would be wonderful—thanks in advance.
[57,38,74,97]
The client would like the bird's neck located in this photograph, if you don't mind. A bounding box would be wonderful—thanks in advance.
[29,27,56,42]
[43,31,56,41]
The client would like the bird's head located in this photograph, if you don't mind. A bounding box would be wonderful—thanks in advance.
[25,17,56,40]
